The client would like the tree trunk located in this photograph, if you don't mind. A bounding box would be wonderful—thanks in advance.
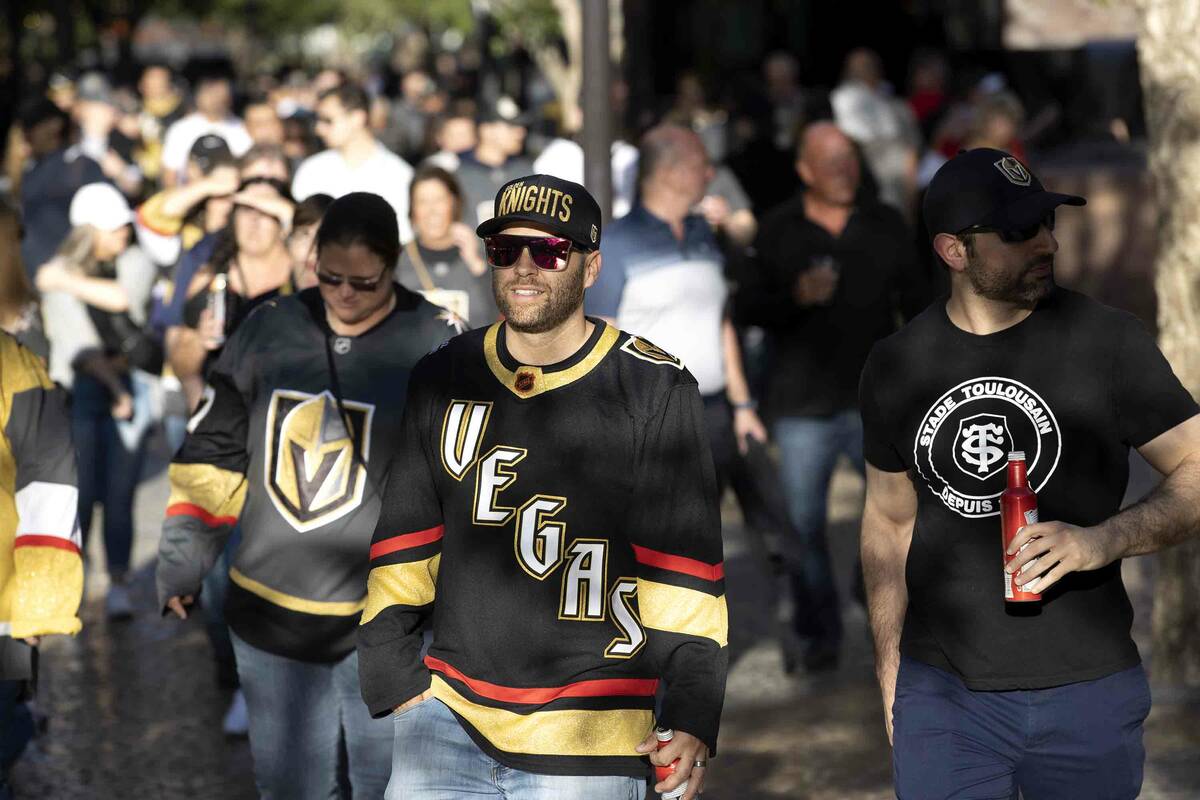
[526,0,583,133]
[1134,0,1200,686]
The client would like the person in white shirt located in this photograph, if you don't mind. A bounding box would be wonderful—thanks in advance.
[291,83,414,243]
[160,74,252,188]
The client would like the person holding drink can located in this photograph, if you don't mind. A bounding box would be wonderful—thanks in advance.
[858,148,1200,800]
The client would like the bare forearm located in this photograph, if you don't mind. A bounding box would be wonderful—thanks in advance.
[160,181,216,218]
[861,508,911,742]
[66,276,130,313]
[721,319,752,406]
[166,327,207,403]
[862,516,910,679]
[1099,454,1200,559]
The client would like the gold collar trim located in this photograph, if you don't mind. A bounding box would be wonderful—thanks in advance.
[484,322,619,398]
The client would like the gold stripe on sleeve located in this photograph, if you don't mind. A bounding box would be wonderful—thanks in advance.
[360,555,441,625]
[167,463,247,520]
[636,579,728,647]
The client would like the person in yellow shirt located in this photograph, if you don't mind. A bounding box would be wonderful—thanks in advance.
[0,332,83,796]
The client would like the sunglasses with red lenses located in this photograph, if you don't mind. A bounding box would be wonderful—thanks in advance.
[484,235,575,271]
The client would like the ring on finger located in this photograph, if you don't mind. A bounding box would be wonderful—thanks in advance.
[693,760,707,768]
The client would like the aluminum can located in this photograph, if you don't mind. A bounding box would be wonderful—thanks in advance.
[654,728,688,800]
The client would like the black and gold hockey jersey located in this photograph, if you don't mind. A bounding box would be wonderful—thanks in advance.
[0,333,82,646]
[359,319,728,777]
[156,286,462,662]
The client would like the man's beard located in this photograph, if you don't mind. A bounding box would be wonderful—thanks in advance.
[494,265,586,334]
[964,251,1055,309]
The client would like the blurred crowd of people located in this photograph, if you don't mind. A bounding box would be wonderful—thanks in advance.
[0,38,1040,792]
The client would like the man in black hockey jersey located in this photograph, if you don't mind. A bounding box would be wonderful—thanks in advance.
[359,174,726,800]
[157,192,463,799]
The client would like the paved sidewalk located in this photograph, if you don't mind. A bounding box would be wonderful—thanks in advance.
[10,450,1200,798]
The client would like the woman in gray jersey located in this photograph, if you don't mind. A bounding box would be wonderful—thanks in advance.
[157,193,463,799]
[396,166,496,328]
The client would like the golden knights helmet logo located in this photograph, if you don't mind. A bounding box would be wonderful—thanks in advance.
[620,336,683,369]
[264,389,374,532]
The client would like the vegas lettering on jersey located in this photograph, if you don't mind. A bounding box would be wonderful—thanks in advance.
[439,399,646,658]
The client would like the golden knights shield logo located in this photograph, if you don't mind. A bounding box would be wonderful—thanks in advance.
[264,389,374,532]
[620,336,683,369]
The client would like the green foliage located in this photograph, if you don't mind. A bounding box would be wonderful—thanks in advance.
[488,0,563,51]
[146,0,477,37]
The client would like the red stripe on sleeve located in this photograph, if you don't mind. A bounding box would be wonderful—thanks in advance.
[166,503,238,528]
[424,655,658,704]
[14,535,81,555]
[631,544,724,582]
[369,525,445,561]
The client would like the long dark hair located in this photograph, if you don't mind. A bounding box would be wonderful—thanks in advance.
[315,192,400,269]
[0,201,36,326]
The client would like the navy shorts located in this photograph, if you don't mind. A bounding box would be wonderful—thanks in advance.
[892,657,1151,800]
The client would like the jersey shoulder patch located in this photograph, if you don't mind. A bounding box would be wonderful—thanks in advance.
[620,335,684,369]
[435,308,467,335]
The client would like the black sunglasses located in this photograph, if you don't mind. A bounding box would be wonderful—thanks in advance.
[316,268,390,292]
[484,234,576,271]
[959,211,1055,244]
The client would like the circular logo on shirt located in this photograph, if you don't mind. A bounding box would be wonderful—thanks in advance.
[333,337,352,355]
[912,376,1061,518]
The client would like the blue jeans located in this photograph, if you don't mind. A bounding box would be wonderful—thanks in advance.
[72,371,152,578]
[893,657,1151,800]
[387,697,646,800]
[202,526,242,689]
[773,411,865,647]
[230,632,392,799]
[0,680,31,800]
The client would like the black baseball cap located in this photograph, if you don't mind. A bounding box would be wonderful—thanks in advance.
[189,134,234,174]
[76,72,115,105]
[476,174,602,250]
[923,148,1085,239]
[477,95,530,126]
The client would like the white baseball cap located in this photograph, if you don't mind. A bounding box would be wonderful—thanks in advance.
[69,183,134,231]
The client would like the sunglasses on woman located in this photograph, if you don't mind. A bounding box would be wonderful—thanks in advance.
[315,268,389,292]
[959,211,1055,244]
[484,235,576,271]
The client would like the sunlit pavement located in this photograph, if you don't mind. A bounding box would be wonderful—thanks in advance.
[11,443,1200,799]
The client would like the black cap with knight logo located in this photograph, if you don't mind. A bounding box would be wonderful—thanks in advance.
[476,174,602,250]
[923,148,1086,240]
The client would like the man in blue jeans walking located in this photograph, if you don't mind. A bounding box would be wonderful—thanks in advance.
[860,148,1200,798]
[738,122,927,671]
[361,175,726,800]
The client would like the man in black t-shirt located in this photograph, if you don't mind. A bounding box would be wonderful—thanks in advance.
[859,148,1200,800]
[738,122,928,672]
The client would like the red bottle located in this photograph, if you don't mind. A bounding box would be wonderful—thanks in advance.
[654,728,688,800]
[1000,451,1041,602]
